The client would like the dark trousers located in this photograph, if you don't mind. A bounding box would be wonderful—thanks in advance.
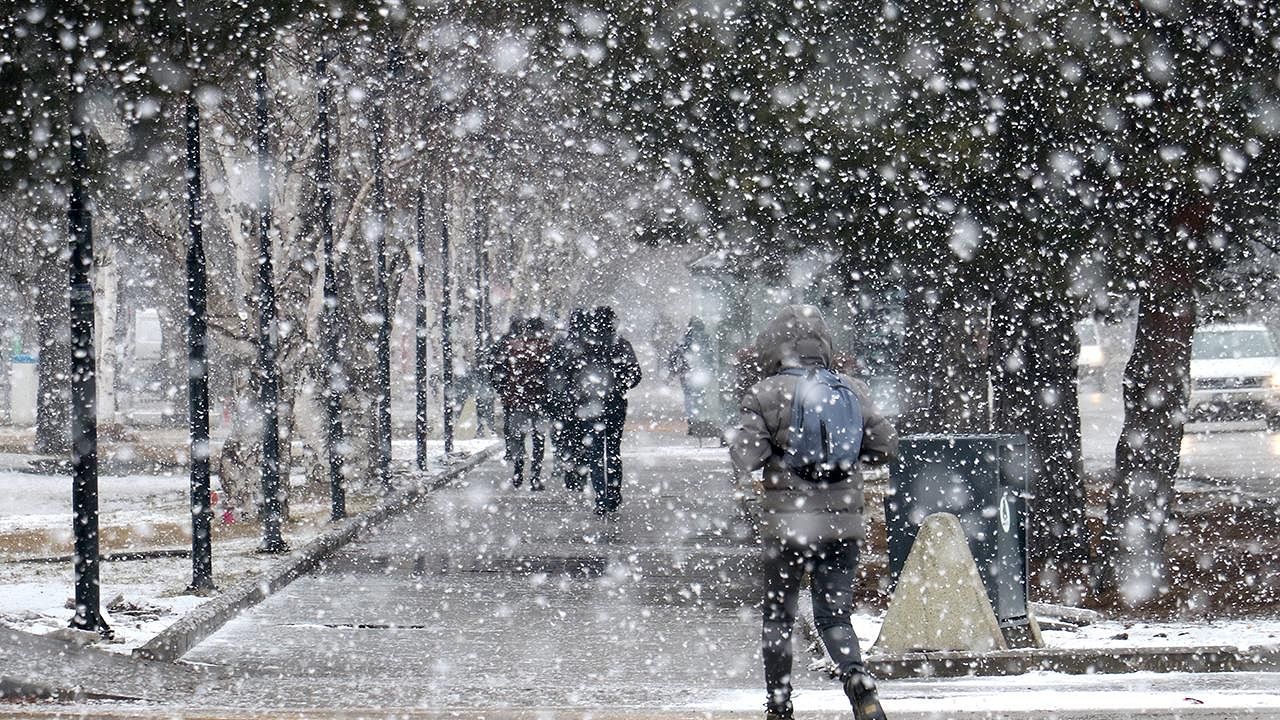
[553,416,583,490]
[761,538,865,713]
[504,407,544,484]
[580,417,624,512]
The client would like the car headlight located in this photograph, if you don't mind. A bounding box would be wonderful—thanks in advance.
[1271,370,1280,388]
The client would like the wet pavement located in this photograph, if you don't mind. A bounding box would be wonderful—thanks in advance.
[182,431,764,710]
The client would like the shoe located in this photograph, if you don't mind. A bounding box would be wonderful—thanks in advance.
[530,479,545,491]
[844,672,887,720]
[511,475,523,489]
[764,702,793,720]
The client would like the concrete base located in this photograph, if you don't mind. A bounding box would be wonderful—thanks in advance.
[867,642,1280,679]
[874,512,1007,654]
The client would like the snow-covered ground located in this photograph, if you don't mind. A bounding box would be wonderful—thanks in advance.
[843,613,1280,656]
[0,537,295,653]
[0,469,198,533]
[0,438,497,655]
[1044,618,1280,651]
[698,671,1280,714]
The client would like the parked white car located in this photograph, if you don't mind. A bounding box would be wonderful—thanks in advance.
[1076,320,1106,389]
[1189,323,1280,430]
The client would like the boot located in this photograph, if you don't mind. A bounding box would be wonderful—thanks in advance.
[764,701,793,720]
[844,672,887,720]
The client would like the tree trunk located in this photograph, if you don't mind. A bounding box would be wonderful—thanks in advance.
[991,281,1087,598]
[254,64,286,552]
[898,271,990,434]
[95,238,119,426]
[1099,268,1196,606]
[35,241,70,454]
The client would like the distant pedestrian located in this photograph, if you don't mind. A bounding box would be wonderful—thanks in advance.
[548,308,591,490]
[570,306,641,515]
[491,316,553,490]
[474,347,498,438]
[667,316,717,437]
[728,305,898,720]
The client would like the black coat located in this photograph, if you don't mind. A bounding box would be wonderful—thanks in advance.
[570,335,642,426]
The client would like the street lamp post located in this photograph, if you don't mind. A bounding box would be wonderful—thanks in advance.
[184,89,215,593]
[370,48,401,492]
[67,22,109,636]
[415,189,430,471]
[254,65,287,554]
[480,209,493,355]
[317,52,345,521]
[440,200,454,456]
[472,209,490,436]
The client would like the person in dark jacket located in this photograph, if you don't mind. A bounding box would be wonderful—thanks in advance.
[571,305,641,515]
[547,308,590,490]
[667,316,717,436]
[729,305,898,720]
[491,316,552,490]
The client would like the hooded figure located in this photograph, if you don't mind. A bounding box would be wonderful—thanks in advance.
[731,304,897,543]
[548,308,591,489]
[729,304,897,720]
[491,316,552,489]
[572,305,641,515]
[667,316,717,435]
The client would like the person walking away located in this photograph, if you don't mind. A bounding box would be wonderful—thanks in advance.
[474,345,498,437]
[548,308,590,490]
[728,305,898,720]
[667,316,718,437]
[571,306,641,515]
[492,317,552,490]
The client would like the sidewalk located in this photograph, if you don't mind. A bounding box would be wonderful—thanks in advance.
[180,432,760,709]
[0,437,492,654]
[5,431,1280,717]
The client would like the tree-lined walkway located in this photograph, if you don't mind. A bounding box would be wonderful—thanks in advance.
[183,431,762,710]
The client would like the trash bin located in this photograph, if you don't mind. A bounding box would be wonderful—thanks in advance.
[885,433,1033,644]
[9,353,37,426]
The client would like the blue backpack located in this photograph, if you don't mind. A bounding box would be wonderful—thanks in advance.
[778,367,864,483]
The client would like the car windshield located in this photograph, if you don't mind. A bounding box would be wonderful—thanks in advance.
[1192,329,1277,360]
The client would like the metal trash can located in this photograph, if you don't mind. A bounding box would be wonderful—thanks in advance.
[885,433,1034,645]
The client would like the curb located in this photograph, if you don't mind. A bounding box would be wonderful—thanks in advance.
[8,548,191,565]
[866,642,1280,679]
[0,626,216,703]
[132,445,500,663]
[0,676,61,702]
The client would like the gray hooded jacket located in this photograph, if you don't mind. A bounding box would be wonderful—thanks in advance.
[729,305,899,544]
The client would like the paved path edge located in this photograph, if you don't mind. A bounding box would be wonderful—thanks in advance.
[132,445,501,663]
[1,625,223,702]
[866,642,1280,679]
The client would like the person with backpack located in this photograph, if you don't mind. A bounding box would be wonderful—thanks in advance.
[571,305,641,515]
[547,308,591,490]
[491,316,553,490]
[729,305,898,720]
